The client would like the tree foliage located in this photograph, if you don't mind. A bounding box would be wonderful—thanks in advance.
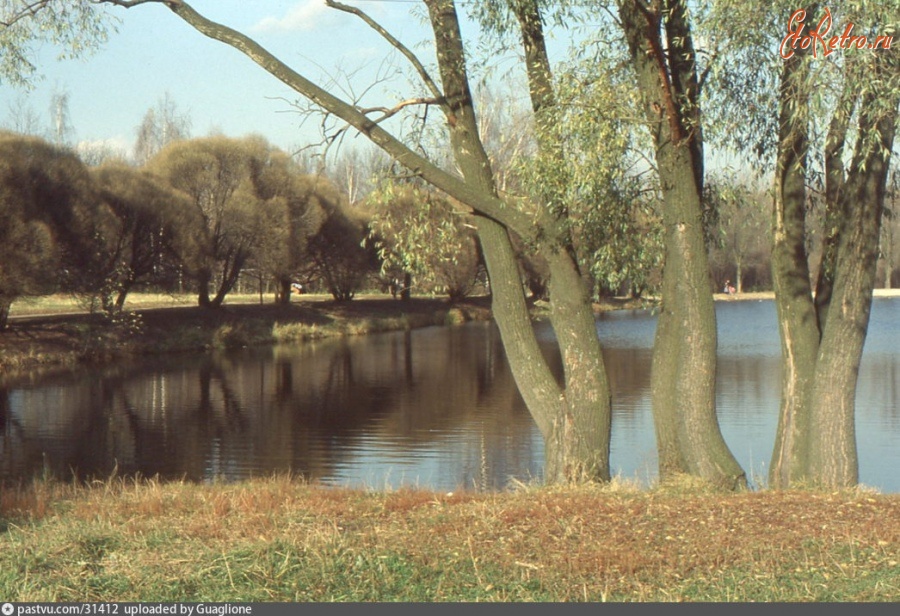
[147,134,293,307]
[0,0,111,87]
[0,130,104,328]
[304,193,377,302]
[367,181,481,301]
[91,162,203,310]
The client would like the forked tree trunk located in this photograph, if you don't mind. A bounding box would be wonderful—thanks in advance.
[806,101,896,487]
[426,0,611,482]
[770,41,897,488]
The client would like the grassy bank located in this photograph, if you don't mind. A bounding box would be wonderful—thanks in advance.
[0,292,655,382]
[0,294,493,381]
[1,476,897,602]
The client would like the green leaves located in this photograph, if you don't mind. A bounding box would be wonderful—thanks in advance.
[366,180,481,299]
[0,0,113,88]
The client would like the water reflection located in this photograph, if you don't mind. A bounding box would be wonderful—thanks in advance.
[1,299,898,493]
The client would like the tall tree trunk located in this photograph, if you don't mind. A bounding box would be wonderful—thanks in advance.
[769,45,819,488]
[806,91,897,487]
[619,0,744,489]
[509,0,612,481]
[426,0,611,482]
[771,35,897,488]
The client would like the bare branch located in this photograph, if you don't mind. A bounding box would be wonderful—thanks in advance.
[324,0,445,104]
[359,97,442,124]
[96,0,175,7]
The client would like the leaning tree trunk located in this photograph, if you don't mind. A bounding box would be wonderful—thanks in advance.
[145,0,612,482]
[619,0,745,489]
[210,250,247,308]
[510,0,611,480]
[427,0,611,482]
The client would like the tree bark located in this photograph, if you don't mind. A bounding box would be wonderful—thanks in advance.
[619,0,745,489]
[769,45,819,488]
[426,0,610,482]
[770,37,898,488]
[508,0,612,481]
[806,90,897,487]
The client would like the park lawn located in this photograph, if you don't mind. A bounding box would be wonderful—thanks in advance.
[0,475,898,602]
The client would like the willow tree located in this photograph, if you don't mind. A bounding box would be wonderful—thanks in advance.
[248,151,328,305]
[610,0,747,488]
[704,1,899,488]
[0,131,105,328]
[366,181,482,301]
[91,163,202,310]
[146,135,295,308]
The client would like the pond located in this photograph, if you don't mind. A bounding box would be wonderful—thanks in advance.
[1,298,897,493]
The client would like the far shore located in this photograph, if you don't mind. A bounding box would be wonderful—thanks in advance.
[2,287,897,382]
[713,288,900,302]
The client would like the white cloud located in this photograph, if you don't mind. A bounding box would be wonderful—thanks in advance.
[75,137,132,164]
[251,1,332,34]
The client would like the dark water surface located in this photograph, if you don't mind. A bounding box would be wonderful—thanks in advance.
[1,298,897,492]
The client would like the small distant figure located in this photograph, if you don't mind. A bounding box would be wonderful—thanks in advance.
[389,278,400,299]
[292,282,305,295]
[723,280,736,295]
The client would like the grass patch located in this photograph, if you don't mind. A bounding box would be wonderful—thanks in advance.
[1,295,492,381]
[1,476,897,602]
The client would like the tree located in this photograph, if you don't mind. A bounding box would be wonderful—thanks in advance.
[878,170,899,289]
[705,1,899,488]
[705,173,771,293]
[90,162,203,310]
[49,89,74,146]
[147,134,292,308]
[0,0,109,88]
[616,0,746,488]
[249,150,329,304]
[3,95,42,135]
[366,181,482,301]
[0,131,104,328]
[133,92,192,165]
[305,197,377,302]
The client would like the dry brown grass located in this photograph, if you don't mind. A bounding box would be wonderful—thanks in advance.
[1,476,897,601]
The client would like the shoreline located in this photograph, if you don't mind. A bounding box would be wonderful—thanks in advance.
[714,288,900,301]
[2,288,897,383]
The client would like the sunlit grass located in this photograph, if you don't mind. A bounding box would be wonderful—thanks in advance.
[1,293,490,375]
[1,475,897,602]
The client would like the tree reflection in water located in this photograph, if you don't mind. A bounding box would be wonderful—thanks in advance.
[2,299,898,493]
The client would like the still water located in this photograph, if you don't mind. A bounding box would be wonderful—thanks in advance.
[1,298,898,492]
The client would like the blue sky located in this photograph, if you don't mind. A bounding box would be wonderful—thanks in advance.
[1,1,452,158]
